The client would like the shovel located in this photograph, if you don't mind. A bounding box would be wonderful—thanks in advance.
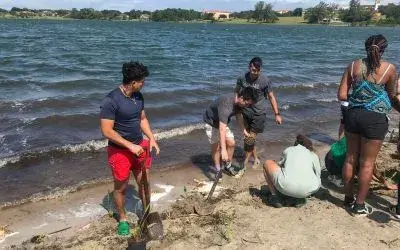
[193,162,225,216]
[138,152,164,241]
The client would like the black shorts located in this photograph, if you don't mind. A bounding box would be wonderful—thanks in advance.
[344,108,388,140]
[243,109,266,134]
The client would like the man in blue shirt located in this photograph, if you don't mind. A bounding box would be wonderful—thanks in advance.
[100,61,160,236]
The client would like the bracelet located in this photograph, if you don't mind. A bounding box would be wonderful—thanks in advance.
[275,113,280,116]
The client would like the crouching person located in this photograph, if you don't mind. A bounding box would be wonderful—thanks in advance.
[263,135,321,208]
[203,87,258,176]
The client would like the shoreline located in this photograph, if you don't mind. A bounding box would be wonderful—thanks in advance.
[1,138,399,248]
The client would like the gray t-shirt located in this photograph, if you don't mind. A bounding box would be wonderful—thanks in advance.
[235,72,273,115]
[203,94,240,128]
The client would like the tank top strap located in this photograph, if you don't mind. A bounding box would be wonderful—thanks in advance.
[360,59,366,80]
[377,64,391,84]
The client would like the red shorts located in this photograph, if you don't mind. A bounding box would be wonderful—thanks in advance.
[107,139,152,181]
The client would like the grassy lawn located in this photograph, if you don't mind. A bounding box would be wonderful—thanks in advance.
[277,16,306,25]
[215,16,307,25]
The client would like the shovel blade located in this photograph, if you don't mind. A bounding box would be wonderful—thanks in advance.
[194,201,215,216]
[146,212,164,240]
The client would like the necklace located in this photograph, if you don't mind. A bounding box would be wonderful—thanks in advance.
[119,85,137,104]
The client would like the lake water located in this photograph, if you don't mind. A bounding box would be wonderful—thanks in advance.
[1,19,399,207]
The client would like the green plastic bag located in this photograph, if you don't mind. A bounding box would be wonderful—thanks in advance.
[330,137,347,170]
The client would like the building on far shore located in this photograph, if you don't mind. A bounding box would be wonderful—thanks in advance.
[276,10,290,15]
[203,10,231,19]
[139,14,150,21]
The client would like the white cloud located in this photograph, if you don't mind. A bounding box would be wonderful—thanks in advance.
[0,0,397,12]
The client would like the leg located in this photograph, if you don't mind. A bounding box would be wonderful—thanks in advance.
[263,160,281,195]
[211,142,220,169]
[226,138,235,163]
[206,124,221,170]
[356,137,383,204]
[338,122,345,139]
[133,167,150,209]
[342,131,361,200]
[397,181,400,205]
[252,143,261,169]
[244,131,257,168]
[113,179,129,221]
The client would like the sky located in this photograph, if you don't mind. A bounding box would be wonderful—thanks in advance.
[0,0,397,12]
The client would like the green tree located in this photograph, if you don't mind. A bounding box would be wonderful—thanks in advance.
[293,8,303,17]
[379,3,400,20]
[263,3,278,23]
[253,1,278,23]
[341,0,371,23]
[254,1,265,22]
[55,9,70,17]
[304,1,329,23]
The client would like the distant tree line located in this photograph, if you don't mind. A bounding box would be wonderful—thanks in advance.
[0,2,304,23]
[304,0,400,25]
[231,1,302,23]
[0,7,212,21]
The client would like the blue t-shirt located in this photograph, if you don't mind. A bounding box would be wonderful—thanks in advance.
[100,88,144,148]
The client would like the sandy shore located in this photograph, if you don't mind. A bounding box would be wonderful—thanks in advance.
[1,112,399,249]
[1,139,399,249]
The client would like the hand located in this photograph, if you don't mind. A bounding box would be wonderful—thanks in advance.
[275,114,283,125]
[150,139,160,155]
[130,144,144,157]
[383,180,398,190]
[221,149,229,162]
[243,129,250,137]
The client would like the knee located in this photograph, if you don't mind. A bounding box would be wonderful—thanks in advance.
[226,139,235,148]
[359,160,374,172]
[264,160,275,172]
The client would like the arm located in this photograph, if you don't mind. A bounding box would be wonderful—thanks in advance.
[338,64,352,101]
[100,119,144,156]
[311,153,321,178]
[373,168,398,190]
[267,91,282,124]
[140,110,160,155]
[236,112,250,137]
[219,121,229,162]
[278,148,288,167]
[385,66,400,112]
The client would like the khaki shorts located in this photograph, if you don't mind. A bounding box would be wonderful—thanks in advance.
[205,124,234,144]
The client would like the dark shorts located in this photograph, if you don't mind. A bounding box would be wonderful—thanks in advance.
[243,109,266,134]
[340,105,348,124]
[344,108,388,140]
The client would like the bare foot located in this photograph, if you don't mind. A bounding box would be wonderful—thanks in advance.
[252,158,261,169]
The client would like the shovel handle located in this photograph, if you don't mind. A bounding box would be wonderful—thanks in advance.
[206,162,225,200]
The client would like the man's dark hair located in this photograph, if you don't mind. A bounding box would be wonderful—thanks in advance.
[294,134,313,151]
[238,87,258,103]
[122,61,149,84]
[365,34,388,75]
[249,57,263,70]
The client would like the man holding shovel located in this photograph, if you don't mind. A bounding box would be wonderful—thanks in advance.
[203,87,258,176]
[100,61,160,236]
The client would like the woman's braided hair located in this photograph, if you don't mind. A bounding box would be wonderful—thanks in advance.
[364,34,388,75]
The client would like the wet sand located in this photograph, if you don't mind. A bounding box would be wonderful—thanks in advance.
[1,113,399,249]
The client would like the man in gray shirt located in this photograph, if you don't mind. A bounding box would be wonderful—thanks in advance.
[235,57,282,169]
[203,87,258,176]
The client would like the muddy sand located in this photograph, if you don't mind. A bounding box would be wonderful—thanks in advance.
[2,139,399,250]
